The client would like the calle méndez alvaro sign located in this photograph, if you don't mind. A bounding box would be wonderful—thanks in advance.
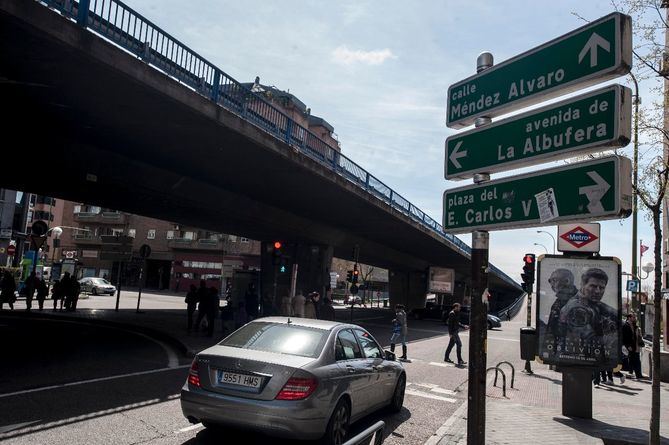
[444,85,631,180]
[446,12,631,129]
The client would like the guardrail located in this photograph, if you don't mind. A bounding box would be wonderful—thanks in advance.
[37,0,520,288]
[343,420,384,445]
[493,293,526,319]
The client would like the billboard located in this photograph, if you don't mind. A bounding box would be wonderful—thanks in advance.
[428,267,455,294]
[536,255,621,367]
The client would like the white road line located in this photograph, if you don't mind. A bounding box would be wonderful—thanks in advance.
[0,365,190,399]
[428,361,453,368]
[178,423,204,433]
[431,387,456,395]
[424,400,468,445]
[405,389,456,403]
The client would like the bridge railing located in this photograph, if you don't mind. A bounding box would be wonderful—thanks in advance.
[38,0,519,288]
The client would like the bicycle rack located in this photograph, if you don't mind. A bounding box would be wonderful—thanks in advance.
[495,361,515,389]
[486,366,507,397]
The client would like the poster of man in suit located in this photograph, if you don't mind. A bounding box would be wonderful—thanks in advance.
[536,256,621,367]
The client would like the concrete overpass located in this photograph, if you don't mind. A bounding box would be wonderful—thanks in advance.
[0,0,521,307]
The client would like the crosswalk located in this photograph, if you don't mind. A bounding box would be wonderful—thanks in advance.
[405,382,458,403]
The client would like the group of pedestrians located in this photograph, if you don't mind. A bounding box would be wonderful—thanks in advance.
[50,272,81,311]
[0,270,80,312]
[279,290,336,321]
[185,280,221,337]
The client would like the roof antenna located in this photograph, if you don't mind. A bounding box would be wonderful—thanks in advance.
[287,317,292,324]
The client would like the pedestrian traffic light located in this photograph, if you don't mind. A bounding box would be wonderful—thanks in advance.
[346,270,353,283]
[521,253,536,291]
[272,241,283,265]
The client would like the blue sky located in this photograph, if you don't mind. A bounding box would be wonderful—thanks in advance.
[127,0,659,285]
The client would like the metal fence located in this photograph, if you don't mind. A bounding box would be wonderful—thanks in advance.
[38,0,518,288]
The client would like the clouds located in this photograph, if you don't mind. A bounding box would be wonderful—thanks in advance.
[331,46,397,66]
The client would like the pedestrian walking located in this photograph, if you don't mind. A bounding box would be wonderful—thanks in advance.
[304,292,320,319]
[292,291,305,318]
[51,279,64,311]
[622,312,646,379]
[392,304,408,360]
[0,270,16,310]
[185,284,198,332]
[444,303,468,365]
[69,278,81,311]
[61,272,73,310]
[245,283,259,320]
[36,276,48,311]
[320,296,336,321]
[24,271,39,311]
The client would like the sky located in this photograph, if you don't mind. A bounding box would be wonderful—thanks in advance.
[126,0,662,286]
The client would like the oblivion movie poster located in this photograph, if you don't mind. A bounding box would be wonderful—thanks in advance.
[536,256,621,367]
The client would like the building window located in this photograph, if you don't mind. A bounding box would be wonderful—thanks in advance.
[184,231,195,240]
[229,235,237,242]
[74,205,81,213]
[147,229,156,239]
[128,229,136,238]
[240,237,249,243]
[167,230,174,239]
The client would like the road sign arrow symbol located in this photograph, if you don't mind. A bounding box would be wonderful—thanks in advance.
[449,141,467,169]
[578,171,611,213]
[578,32,611,68]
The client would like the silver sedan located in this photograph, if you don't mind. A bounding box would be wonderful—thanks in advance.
[181,317,406,445]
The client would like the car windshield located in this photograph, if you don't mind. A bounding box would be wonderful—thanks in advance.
[220,322,328,358]
[91,278,111,285]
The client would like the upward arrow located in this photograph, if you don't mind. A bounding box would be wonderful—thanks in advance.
[449,141,467,169]
[578,32,611,68]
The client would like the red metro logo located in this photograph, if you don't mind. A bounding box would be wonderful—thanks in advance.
[560,226,598,248]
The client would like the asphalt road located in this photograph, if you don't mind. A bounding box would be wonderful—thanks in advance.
[0,301,523,445]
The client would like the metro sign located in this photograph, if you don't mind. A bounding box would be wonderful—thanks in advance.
[557,222,601,253]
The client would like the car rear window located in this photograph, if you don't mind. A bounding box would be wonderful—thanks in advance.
[220,322,328,358]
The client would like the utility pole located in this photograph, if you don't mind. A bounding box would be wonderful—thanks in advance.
[466,52,492,445]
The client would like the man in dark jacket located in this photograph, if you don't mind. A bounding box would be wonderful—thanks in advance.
[622,312,645,379]
[320,297,336,321]
[444,303,468,365]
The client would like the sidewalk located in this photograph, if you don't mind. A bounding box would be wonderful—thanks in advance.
[434,360,669,445]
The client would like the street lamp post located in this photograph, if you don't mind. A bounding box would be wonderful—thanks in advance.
[533,243,549,255]
[536,230,556,254]
[639,262,655,334]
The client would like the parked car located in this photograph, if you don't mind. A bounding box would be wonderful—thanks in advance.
[410,303,502,329]
[78,277,116,295]
[181,317,406,445]
[345,295,362,305]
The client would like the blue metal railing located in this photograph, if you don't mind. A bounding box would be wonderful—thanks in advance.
[38,0,518,288]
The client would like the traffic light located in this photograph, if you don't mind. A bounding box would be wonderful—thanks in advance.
[521,253,536,293]
[352,264,359,284]
[272,241,283,265]
[346,270,353,283]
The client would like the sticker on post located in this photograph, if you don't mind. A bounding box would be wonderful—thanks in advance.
[535,188,559,222]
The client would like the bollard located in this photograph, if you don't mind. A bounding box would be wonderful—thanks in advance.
[486,366,507,398]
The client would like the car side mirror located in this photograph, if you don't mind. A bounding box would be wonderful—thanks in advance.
[385,350,396,361]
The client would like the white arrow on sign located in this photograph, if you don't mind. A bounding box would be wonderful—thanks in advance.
[449,141,467,169]
[578,32,611,68]
[578,171,611,213]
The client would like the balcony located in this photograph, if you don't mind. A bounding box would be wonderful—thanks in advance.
[167,238,224,250]
[72,233,102,245]
[73,211,126,224]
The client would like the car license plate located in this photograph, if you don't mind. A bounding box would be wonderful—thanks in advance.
[218,371,262,388]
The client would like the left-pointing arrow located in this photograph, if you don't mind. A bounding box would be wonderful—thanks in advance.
[449,141,467,169]
[578,32,611,68]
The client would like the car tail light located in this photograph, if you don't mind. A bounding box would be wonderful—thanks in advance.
[188,359,201,387]
[275,377,318,400]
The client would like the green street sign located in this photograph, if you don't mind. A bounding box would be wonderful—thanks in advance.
[442,155,632,233]
[446,12,631,129]
[445,85,631,180]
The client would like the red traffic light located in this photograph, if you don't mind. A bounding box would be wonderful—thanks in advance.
[523,253,535,264]
[353,270,359,276]
[274,241,282,249]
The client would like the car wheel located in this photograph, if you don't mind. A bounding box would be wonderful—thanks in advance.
[92,287,98,296]
[388,373,406,413]
[322,399,350,445]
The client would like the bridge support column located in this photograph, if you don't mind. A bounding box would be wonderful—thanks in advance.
[260,241,333,314]
[389,270,428,310]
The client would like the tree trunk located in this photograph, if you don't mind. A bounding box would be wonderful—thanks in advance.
[649,208,661,445]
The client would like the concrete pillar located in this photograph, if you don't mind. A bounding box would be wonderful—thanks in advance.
[389,269,428,310]
[260,241,333,313]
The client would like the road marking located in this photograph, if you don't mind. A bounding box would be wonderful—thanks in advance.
[428,361,453,368]
[0,420,42,434]
[178,423,204,433]
[405,389,456,403]
[0,365,190,399]
[431,387,457,395]
[411,383,457,395]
